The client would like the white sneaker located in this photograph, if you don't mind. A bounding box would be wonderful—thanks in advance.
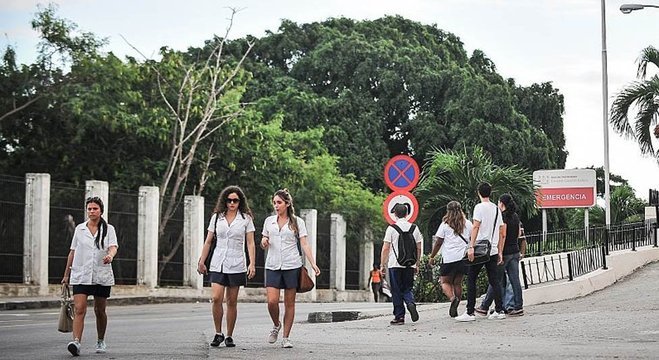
[281,338,293,348]
[455,312,476,322]
[67,340,81,356]
[267,322,282,344]
[488,311,506,320]
[95,339,107,353]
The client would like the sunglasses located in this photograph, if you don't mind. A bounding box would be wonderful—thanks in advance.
[226,198,240,204]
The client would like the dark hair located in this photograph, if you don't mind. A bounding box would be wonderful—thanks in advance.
[498,193,517,214]
[478,182,492,198]
[392,203,409,218]
[443,200,466,234]
[273,189,298,235]
[214,185,253,219]
[85,196,107,250]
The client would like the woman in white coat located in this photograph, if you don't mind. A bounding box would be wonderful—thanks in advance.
[260,189,320,349]
[198,185,256,348]
[61,196,118,356]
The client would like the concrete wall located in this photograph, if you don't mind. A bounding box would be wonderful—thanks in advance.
[23,173,50,295]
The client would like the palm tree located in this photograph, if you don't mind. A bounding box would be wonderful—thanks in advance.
[610,45,659,158]
[414,147,536,235]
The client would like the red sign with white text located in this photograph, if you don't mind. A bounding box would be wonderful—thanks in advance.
[535,187,596,208]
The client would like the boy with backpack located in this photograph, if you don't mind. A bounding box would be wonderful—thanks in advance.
[380,203,423,325]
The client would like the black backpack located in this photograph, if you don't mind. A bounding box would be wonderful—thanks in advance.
[390,224,418,267]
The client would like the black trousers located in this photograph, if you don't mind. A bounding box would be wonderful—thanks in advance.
[466,255,503,315]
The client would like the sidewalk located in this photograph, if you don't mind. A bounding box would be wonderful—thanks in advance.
[3,246,658,315]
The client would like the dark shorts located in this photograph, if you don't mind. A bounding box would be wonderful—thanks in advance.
[439,261,467,277]
[72,284,111,298]
[209,272,247,287]
[265,268,300,289]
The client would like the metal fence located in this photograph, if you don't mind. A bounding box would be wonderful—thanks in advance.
[0,175,25,283]
[48,181,85,284]
[109,188,138,285]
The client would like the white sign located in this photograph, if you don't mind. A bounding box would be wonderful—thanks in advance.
[382,191,419,224]
[533,169,597,208]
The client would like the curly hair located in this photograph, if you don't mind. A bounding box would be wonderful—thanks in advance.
[213,185,253,219]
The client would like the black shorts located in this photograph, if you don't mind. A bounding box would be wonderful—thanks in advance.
[209,272,247,287]
[439,261,467,277]
[72,284,112,298]
[265,268,299,289]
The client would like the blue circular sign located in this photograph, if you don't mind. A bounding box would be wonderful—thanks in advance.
[384,155,419,192]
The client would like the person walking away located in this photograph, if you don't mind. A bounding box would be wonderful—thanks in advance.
[197,186,257,348]
[368,264,382,302]
[61,197,118,356]
[428,201,472,318]
[456,182,506,322]
[380,203,423,325]
[261,189,320,348]
[475,195,524,316]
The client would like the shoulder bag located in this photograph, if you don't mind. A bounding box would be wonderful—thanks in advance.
[295,230,315,293]
[461,207,498,265]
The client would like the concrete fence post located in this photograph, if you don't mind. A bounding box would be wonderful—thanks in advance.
[359,227,374,290]
[23,173,50,295]
[137,186,159,288]
[330,213,346,291]
[184,196,204,289]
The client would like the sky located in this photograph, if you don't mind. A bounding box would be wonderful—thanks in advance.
[2,0,659,200]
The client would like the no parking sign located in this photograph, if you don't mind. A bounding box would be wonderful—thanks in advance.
[384,155,419,192]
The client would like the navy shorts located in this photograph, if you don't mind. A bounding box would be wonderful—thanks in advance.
[72,284,111,298]
[265,268,300,289]
[439,261,467,277]
[209,272,247,287]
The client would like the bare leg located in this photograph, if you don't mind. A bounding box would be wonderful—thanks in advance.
[453,274,464,300]
[225,286,240,337]
[93,297,108,340]
[282,288,296,338]
[266,287,281,327]
[211,283,226,333]
[72,294,88,342]
[439,275,455,299]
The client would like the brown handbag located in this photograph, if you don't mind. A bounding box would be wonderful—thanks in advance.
[297,266,315,293]
[57,285,74,333]
[294,222,315,293]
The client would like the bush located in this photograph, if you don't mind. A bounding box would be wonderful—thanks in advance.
[413,254,490,303]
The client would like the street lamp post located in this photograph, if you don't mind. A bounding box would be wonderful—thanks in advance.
[601,0,612,228]
[620,3,659,13]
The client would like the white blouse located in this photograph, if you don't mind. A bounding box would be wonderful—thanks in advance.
[69,221,119,286]
[262,215,308,270]
[207,212,255,274]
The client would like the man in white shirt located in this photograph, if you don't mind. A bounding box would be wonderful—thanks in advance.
[456,182,506,322]
[380,203,423,325]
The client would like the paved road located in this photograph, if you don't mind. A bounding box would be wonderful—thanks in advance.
[1,262,658,359]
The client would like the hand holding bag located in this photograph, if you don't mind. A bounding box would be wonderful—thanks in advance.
[461,207,498,265]
[57,285,74,333]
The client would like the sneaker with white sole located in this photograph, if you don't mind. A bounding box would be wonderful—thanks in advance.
[281,338,293,348]
[455,312,476,322]
[267,322,282,344]
[67,340,81,356]
[474,307,489,316]
[95,339,107,353]
[488,311,506,320]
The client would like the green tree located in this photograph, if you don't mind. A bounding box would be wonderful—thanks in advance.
[566,184,645,227]
[610,45,659,159]
[414,147,536,238]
